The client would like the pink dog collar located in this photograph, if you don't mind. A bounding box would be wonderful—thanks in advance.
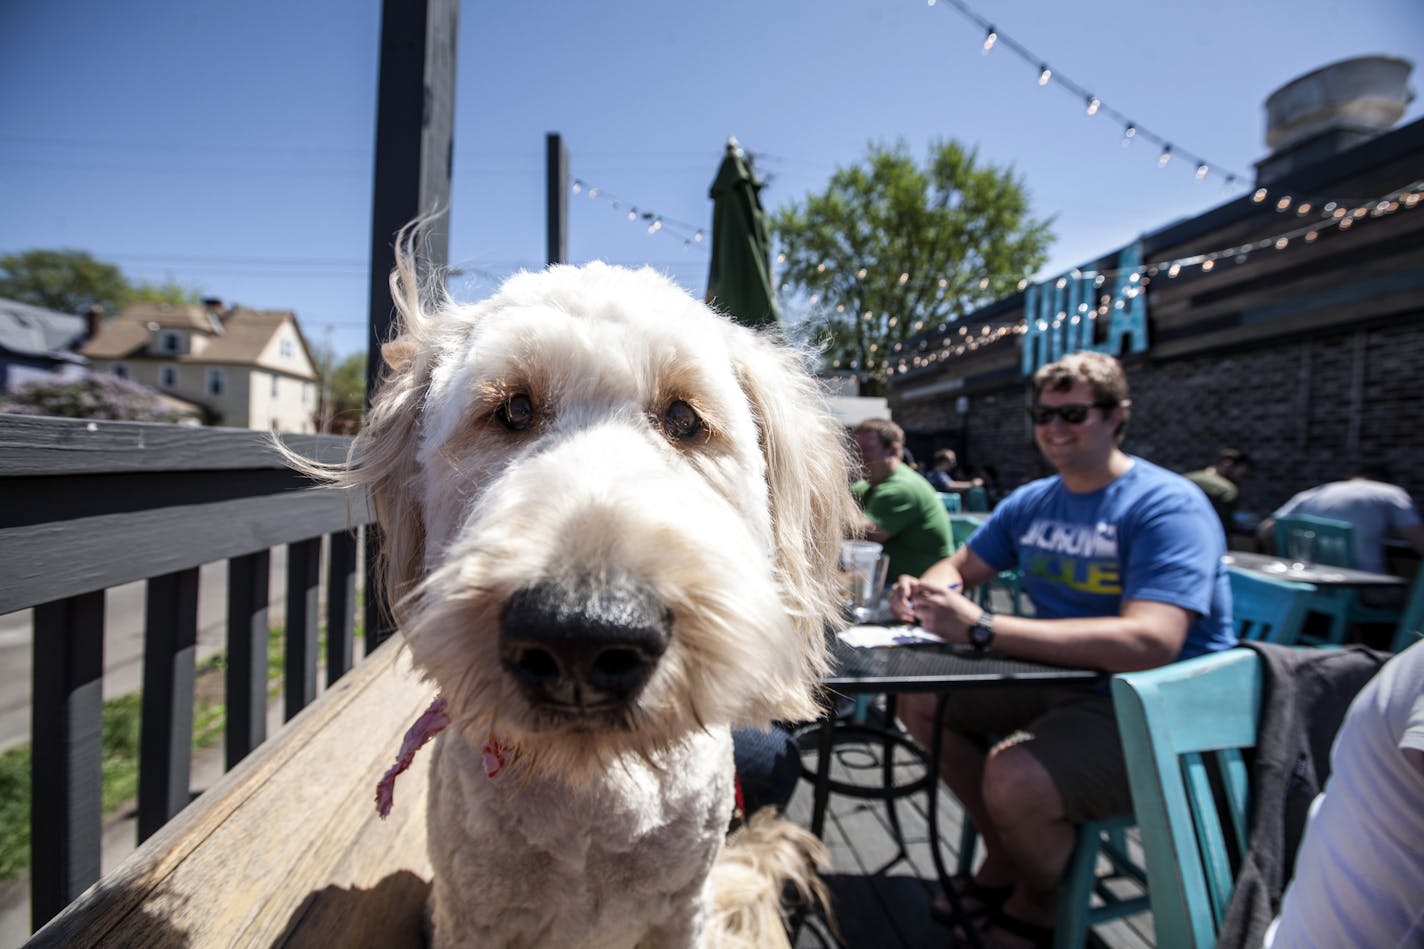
[374,696,517,818]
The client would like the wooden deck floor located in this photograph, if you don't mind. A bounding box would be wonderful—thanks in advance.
[784,704,1156,949]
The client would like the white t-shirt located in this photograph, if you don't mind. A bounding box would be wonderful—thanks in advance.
[1272,479,1422,573]
[1269,640,1424,948]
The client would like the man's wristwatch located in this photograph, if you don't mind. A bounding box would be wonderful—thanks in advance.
[967,610,995,653]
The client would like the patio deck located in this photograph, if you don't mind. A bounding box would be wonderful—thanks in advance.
[785,704,1156,949]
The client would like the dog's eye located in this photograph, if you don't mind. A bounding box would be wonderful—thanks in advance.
[662,400,703,441]
[495,394,536,432]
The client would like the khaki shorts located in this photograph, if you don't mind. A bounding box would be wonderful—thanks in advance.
[938,685,1131,823]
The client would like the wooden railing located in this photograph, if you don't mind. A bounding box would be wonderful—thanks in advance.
[0,414,374,931]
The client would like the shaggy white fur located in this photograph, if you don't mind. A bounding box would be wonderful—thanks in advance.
[293,235,859,948]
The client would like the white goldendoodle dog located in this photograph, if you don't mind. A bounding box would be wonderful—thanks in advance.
[294,239,859,948]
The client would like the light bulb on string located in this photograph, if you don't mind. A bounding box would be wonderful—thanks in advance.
[1253,189,1268,203]
[1158,145,1172,167]
[571,180,583,194]
[983,27,997,53]
[1195,163,1208,181]
[1038,65,1052,86]
[1085,96,1100,116]
[1122,124,1137,146]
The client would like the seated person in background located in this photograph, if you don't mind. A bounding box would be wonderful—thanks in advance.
[1268,639,1424,948]
[850,419,953,581]
[1257,464,1424,574]
[890,351,1237,948]
[1184,447,1253,536]
[926,447,983,494]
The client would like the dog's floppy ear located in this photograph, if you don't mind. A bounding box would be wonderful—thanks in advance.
[731,329,860,685]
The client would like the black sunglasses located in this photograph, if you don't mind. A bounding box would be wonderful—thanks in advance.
[1026,402,1116,425]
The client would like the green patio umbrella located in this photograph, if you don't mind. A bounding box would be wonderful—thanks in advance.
[706,137,780,328]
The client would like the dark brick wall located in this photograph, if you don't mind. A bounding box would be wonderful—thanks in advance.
[893,317,1424,518]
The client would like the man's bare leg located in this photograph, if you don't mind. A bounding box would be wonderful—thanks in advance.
[982,738,1076,930]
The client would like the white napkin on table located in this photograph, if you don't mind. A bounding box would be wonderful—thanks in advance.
[837,624,943,648]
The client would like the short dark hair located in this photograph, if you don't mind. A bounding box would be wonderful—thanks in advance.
[853,418,904,449]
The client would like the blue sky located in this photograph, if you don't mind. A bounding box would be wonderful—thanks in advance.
[2,0,1421,359]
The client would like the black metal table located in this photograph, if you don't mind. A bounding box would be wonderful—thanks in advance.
[808,634,1103,944]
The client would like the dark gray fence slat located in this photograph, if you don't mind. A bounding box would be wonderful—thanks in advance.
[138,568,199,842]
[0,414,354,476]
[285,539,321,720]
[326,529,358,685]
[30,591,105,930]
[1,486,370,615]
[225,551,271,769]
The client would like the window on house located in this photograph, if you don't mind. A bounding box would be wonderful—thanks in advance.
[160,366,177,389]
[270,374,279,398]
[280,339,294,359]
[112,364,129,379]
[207,368,225,396]
[159,331,183,354]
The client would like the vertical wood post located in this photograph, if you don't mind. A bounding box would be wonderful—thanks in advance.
[138,568,199,842]
[30,591,104,929]
[364,0,459,649]
[285,538,322,720]
[547,132,568,266]
[226,551,270,769]
[326,528,358,685]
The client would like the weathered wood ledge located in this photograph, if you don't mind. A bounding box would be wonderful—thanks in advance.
[26,639,436,949]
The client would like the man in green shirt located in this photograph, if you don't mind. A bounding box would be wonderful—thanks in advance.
[851,419,953,581]
[1184,448,1253,536]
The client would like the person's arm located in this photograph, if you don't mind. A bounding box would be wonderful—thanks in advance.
[860,515,889,544]
[907,590,1191,672]
[1256,516,1276,553]
[887,545,997,623]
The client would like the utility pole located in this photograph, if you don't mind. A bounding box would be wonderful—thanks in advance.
[547,132,568,266]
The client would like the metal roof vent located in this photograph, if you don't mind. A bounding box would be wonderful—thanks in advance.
[1255,55,1413,185]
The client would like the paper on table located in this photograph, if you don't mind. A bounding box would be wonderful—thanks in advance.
[838,624,944,648]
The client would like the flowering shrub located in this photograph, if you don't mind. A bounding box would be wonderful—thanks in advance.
[1,373,189,423]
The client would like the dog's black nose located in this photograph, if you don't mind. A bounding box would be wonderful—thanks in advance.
[499,581,670,713]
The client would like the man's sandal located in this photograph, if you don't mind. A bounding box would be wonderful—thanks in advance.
[929,876,1014,928]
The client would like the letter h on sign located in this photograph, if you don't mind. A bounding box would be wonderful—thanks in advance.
[1021,241,1148,376]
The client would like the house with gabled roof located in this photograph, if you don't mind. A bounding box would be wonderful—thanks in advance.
[80,299,321,432]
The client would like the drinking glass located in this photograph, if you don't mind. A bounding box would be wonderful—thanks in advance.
[1287,529,1316,572]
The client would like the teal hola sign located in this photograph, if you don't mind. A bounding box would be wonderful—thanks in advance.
[1021,242,1148,376]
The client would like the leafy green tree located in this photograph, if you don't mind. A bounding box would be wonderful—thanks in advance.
[0,249,202,314]
[127,276,204,307]
[0,249,131,315]
[772,140,1054,393]
[311,346,368,434]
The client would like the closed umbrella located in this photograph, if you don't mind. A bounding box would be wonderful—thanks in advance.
[706,137,780,328]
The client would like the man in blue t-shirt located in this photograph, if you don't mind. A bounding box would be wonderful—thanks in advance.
[889,351,1236,944]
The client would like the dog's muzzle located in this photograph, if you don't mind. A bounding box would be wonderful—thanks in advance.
[498,581,670,718]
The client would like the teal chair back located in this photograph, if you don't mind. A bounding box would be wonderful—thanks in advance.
[964,485,990,512]
[1226,568,1314,644]
[937,491,962,514]
[1391,573,1424,653]
[948,514,983,552]
[1272,513,1355,567]
[1112,649,1263,949]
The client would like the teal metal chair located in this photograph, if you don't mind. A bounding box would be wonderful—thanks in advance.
[938,491,963,514]
[965,485,991,512]
[1112,649,1263,949]
[1271,514,1401,643]
[1390,573,1424,653]
[1226,568,1314,644]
